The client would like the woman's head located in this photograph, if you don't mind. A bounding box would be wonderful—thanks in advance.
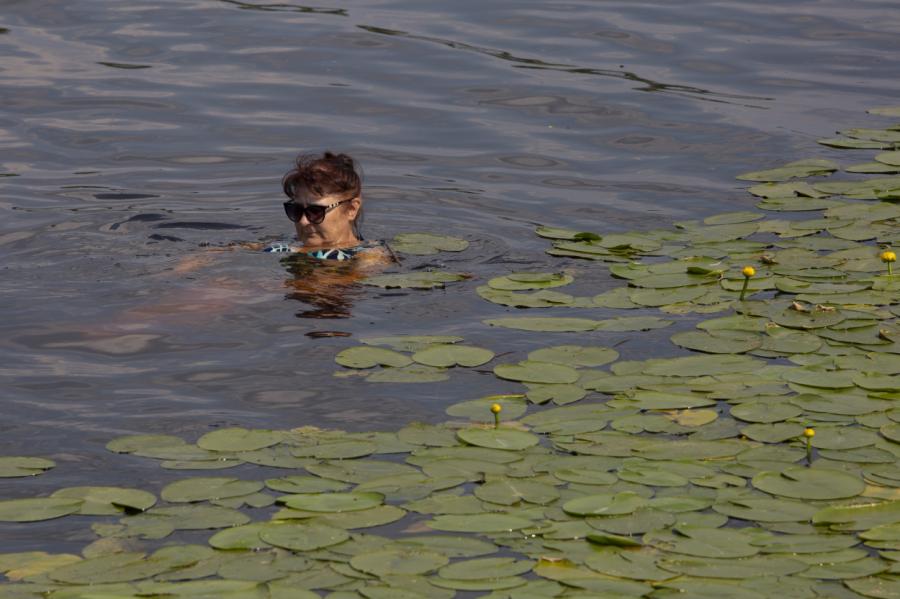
[282,152,363,247]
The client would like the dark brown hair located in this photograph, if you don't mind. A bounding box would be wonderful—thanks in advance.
[282,152,363,236]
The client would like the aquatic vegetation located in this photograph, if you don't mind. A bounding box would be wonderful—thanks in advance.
[2,108,900,597]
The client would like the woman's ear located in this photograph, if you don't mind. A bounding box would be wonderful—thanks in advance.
[344,196,361,220]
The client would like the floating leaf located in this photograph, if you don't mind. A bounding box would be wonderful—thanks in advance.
[411,345,494,368]
[737,159,838,182]
[51,486,156,515]
[438,557,534,580]
[351,548,449,576]
[487,272,573,291]
[457,428,539,451]
[390,233,468,255]
[563,492,647,516]
[361,335,464,352]
[752,467,865,500]
[196,428,281,452]
[366,364,450,383]
[335,346,413,369]
[283,492,383,513]
[592,316,674,332]
[259,522,349,551]
[0,457,55,478]
[671,330,761,354]
[364,271,469,289]
[0,498,82,522]
[484,317,598,332]
[426,513,536,536]
[494,360,579,384]
[527,345,618,367]
[161,477,263,503]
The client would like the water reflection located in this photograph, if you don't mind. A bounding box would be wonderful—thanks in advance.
[280,255,366,319]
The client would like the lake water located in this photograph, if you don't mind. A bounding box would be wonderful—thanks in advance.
[1,0,899,553]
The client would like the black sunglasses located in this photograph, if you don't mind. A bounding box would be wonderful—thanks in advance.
[283,199,351,224]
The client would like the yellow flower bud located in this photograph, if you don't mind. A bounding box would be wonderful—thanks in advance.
[881,250,897,263]
[490,403,502,414]
[742,266,756,278]
[803,428,815,438]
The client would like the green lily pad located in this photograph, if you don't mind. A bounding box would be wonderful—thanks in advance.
[657,554,808,578]
[0,457,55,478]
[474,477,559,506]
[0,498,83,522]
[160,477,263,503]
[196,428,282,452]
[258,522,350,551]
[494,360,579,384]
[396,535,498,558]
[283,492,384,513]
[484,317,598,332]
[643,354,764,377]
[366,364,450,383]
[390,233,468,255]
[713,497,817,522]
[457,428,539,451]
[364,271,468,289]
[583,550,673,581]
[813,501,900,531]
[845,576,900,599]
[438,557,534,580]
[445,395,527,420]
[736,159,838,182]
[412,345,494,368]
[208,523,272,550]
[562,492,647,516]
[350,548,449,577]
[752,467,865,500]
[51,486,156,515]
[361,335,464,352]
[592,316,674,331]
[487,272,574,291]
[645,526,759,558]
[671,330,762,354]
[335,346,413,369]
[527,345,618,367]
[427,513,533,532]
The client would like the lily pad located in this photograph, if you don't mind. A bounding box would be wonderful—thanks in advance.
[364,271,468,289]
[283,492,384,513]
[335,346,413,369]
[427,513,533,532]
[391,233,468,255]
[0,457,55,478]
[160,477,263,503]
[411,345,494,368]
[350,548,449,576]
[51,486,156,515]
[485,317,598,332]
[196,428,282,452]
[494,360,579,384]
[259,522,350,551]
[0,498,83,522]
[457,428,539,451]
[752,467,865,500]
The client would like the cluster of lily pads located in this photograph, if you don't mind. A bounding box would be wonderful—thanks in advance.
[1,107,900,598]
[333,336,495,384]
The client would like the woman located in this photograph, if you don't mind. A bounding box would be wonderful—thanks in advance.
[264,152,392,265]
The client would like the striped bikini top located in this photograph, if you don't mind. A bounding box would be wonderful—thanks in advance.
[263,240,379,261]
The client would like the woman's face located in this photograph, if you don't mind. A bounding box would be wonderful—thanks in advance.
[290,186,361,248]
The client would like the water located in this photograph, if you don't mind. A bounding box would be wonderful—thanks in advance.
[1,0,899,552]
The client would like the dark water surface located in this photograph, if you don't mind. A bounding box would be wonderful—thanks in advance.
[1,0,899,551]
